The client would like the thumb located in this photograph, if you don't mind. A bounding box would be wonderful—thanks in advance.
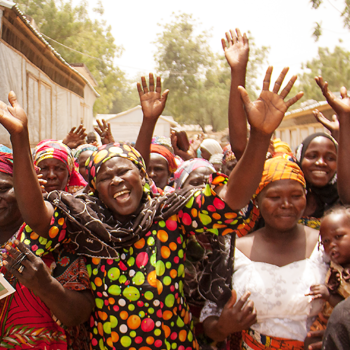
[238,86,251,109]
[340,86,348,99]
[332,114,338,122]
[161,89,170,102]
[8,91,19,108]
[224,289,237,309]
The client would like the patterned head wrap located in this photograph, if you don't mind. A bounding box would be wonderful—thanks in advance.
[33,140,87,193]
[200,139,222,156]
[174,158,215,189]
[151,135,174,153]
[150,144,177,174]
[256,155,306,197]
[74,144,98,160]
[222,144,236,165]
[0,146,13,176]
[86,142,150,197]
[272,138,292,155]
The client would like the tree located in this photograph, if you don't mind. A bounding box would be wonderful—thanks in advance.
[16,0,128,115]
[310,0,350,40]
[297,46,350,102]
[154,13,269,132]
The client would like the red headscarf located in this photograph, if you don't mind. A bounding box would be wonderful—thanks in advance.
[150,144,178,174]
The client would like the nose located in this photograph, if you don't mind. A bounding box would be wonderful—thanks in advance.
[281,198,292,208]
[47,168,57,179]
[111,175,123,186]
[315,156,327,166]
[148,168,156,179]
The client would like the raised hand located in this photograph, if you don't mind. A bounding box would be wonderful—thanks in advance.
[313,109,339,141]
[94,119,115,145]
[0,92,27,135]
[238,67,303,136]
[137,73,169,121]
[222,28,249,70]
[315,76,350,118]
[62,124,87,149]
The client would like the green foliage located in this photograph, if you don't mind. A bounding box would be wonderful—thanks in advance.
[297,46,350,103]
[16,0,128,115]
[154,13,269,131]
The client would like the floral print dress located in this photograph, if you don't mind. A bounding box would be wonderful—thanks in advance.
[23,184,244,350]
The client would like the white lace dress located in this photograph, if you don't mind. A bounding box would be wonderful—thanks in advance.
[200,245,328,341]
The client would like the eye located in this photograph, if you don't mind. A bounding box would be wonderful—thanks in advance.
[0,186,11,193]
[305,153,317,160]
[335,234,344,240]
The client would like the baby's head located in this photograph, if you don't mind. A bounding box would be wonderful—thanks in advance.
[320,205,350,267]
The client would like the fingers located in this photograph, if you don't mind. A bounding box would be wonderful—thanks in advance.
[307,330,325,338]
[141,76,148,94]
[340,86,348,99]
[15,241,35,263]
[308,342,323,350]
[224,289,238,309]
[279,74,297,99]
[262,66,273,91]
[243,32,249,46]
[221,38,227,51]
[161,89,170,103]
[285,92,304,109]
[233,291,251,310]
[137,82,143,97]
[149,73,155,92]
[236,28,242,41]
[156,76,161,94]
[225,31,232,47]
[272,67,289,94]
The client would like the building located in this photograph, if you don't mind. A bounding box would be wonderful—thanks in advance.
[96,105,178,143]
[275,100,333,151]
[0,1,99,147]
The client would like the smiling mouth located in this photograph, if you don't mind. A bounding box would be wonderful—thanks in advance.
[113,190,130,199]
[311,170,327,176]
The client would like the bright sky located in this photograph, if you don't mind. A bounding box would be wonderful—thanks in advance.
[96,0,350,86]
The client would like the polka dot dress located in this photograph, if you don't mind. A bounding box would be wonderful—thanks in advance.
[23,185,242,350]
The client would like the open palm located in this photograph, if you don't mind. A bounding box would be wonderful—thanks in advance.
[222,28,249,69]
[137,73,169,121]
[239,67,303,135]
[0,92,28,135]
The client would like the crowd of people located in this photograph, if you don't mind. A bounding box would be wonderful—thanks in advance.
[0,28,349,350]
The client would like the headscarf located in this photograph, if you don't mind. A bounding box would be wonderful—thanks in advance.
[209,153,223,166]
[200,139,222,156]
[222,144,236,165]
[150,144,178,174]
[151,135,174,153]
[272,138,292,156]
[174,158,215,189]
[45,142,198,258]
[33,140,87,194]
[295,132,339,218]
[0,145,13,176]
[73,144,98,160]
[256,155,306,196]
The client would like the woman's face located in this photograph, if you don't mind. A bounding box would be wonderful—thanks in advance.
[301,136,337,188]
[257,179,306,231]
[200,148,211,161]
[38,158,70,192]
[147,154,169,189]
[182,167,214,189]
[96,157,144,222]
[0,173,21,229]
[78,151,93,183]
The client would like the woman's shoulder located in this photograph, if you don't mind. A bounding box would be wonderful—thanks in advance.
[235,231,258,257]
[303,225,320,254]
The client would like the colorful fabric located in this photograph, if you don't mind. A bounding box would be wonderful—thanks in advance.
[222,144,236,165]
[0,145,12,153]
[298,216,321,230]
[152,135,174,153]
[23,174,247,350]
[173,158,215,190]
[272,138,292,156]
[295,132,339,218]
[33,140,87,194]
[73,144,98,160]
[0,152,13,176]
[200,139,222,156]
[1,231,90,349]
[241,329,304,350]
[150,144,178,174]
[255,155,306,196]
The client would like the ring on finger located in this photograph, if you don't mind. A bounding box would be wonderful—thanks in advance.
[17,265,24,274]
[12,252,28,270]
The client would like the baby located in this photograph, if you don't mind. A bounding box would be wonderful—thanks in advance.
[307,205,350,307]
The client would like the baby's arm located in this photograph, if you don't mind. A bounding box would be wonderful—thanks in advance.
[306,284,344,307]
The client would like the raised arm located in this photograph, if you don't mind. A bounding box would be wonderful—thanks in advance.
[313,109,339,141]
[222,28,249,160]
[0,92,53,237]
[315,77,350,204]
[62,124,87,149]
[218,67,303,210]
[94,119,115,145]
[135,73,169,167]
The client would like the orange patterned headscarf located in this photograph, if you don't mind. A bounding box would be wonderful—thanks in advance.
[255,155,306,196]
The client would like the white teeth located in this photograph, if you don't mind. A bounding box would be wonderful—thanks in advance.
[113,190,130,198]
[312,171,327,175]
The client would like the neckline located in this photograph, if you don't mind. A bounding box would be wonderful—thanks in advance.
[235,244,319,268]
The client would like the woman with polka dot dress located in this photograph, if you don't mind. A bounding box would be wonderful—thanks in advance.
[0,67,303,349]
